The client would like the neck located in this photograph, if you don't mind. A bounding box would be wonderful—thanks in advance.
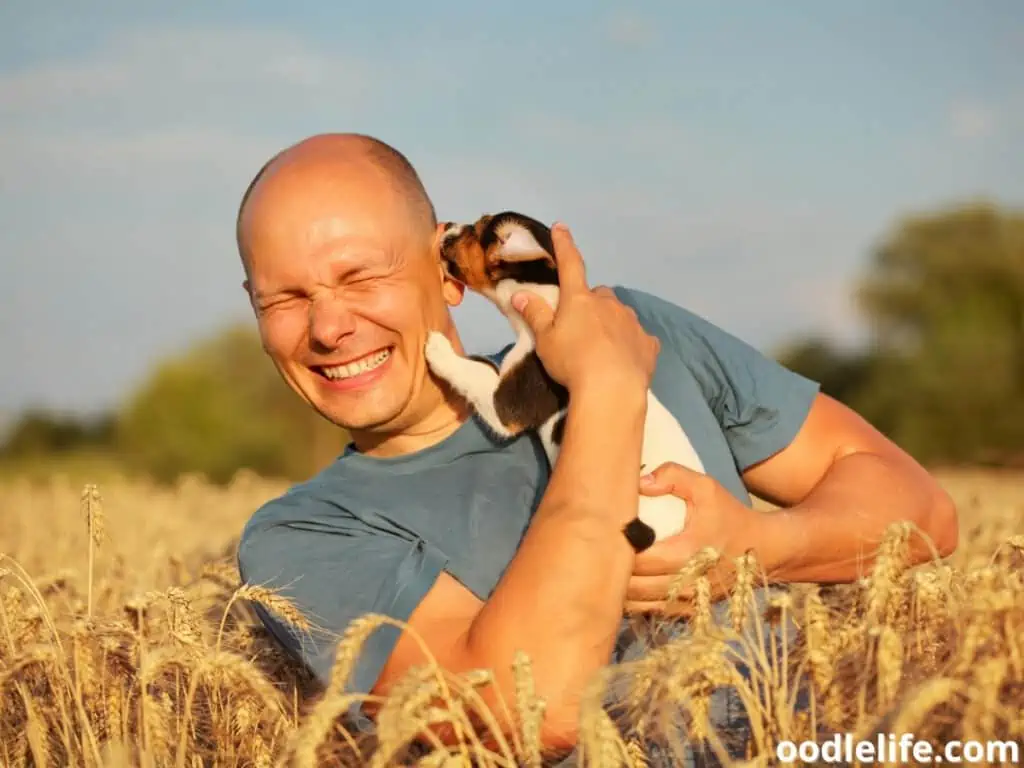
[351,395,470,458]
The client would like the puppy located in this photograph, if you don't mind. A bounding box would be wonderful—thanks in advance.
[424,211,705,552]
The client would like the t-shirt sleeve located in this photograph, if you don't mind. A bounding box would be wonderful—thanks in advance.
[615,285,821,471]
[236,494,448,703]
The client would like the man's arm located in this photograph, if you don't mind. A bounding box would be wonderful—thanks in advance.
[629,394,959,609]
[610,285,958,612]
[373,226,660,751]
[743,392,959,582]
[375,383,647,749]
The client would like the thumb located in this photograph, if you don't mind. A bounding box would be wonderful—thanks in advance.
[639,461,702,497]
[511,290,554,334]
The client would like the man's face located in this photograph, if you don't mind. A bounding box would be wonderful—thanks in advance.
[240,165,459,434]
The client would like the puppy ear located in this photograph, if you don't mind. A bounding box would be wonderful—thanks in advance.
[435,221,454,250]
[496,226,555,264]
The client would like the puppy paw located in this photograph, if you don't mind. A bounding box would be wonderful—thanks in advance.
[424,331,459,376]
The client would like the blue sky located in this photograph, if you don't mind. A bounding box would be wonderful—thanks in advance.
[1,1,1022,419]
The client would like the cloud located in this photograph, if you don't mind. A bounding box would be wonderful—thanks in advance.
[0,23,368,99]
[1,128,275,180]
[0,60,131,111]
[948,103,998,140]
[603,12,658,48]
[0,23,373,142]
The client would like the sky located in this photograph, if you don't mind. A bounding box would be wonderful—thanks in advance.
[1,1,1022,420]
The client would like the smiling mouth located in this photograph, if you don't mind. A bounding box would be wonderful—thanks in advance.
[315,347,393,380]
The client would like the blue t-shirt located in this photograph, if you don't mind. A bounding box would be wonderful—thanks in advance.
[236,286,820,703]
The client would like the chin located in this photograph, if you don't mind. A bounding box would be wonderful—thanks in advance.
[318,403,403,432]
[311,380,412,433]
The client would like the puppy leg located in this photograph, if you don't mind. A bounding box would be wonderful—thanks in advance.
[424,332,516,439]
[536,410,566,466]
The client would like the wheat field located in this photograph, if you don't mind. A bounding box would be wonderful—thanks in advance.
[0,466,1022,767]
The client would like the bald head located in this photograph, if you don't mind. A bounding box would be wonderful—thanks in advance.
[234,134,467,444]
[236,133,437,271]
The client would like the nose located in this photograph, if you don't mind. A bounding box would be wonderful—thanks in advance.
[308,294,356,351]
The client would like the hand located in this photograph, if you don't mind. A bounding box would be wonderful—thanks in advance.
[510,223,660,397]
[624,462,770,616]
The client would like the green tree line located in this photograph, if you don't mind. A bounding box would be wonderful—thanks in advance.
[776,200,1024,466]
[2,200,1022,482]
[0,325,350,484]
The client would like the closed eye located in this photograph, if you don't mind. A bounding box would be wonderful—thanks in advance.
[258,292,305,312]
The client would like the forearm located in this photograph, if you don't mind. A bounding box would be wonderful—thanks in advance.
[465,383,647,744]
[761,450,958,584]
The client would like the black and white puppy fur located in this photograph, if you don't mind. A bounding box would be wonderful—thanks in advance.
[424,211,705,552]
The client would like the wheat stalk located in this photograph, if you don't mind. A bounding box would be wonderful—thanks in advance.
[874,626,903,710]
[81,484,104,621]
[216,583,312,652]
[511,651,543,768]
[1,468,1022,766]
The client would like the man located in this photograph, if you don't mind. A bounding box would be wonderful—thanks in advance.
[234,133,958,756]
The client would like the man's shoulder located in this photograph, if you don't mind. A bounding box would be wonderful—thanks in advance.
[610,283,820,445]
[235,461,376,592]
[237,465,343,551]
[610,284,732,361]
[612,285,709,333]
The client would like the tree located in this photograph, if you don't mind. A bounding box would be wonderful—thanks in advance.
[771,337,873,405]
[0,410,115,458]
[116,324,350,484]
[857,201,1024,463]
[781,201,1024,465]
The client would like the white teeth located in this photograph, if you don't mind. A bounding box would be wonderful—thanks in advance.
[322,349,391,380]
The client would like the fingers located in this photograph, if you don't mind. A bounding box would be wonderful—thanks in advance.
[510,289,555,335]
[627,573,679,601]
[624,600,695,618]
[549,223,588,293]
[626,570,734,615]
[631,533,694,576]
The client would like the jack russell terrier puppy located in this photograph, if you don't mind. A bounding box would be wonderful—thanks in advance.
[424,211,705,552]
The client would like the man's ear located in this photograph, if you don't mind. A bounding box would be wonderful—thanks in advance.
[433,221,464,306]
[440,264,465,307]
[433,221,451,254]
